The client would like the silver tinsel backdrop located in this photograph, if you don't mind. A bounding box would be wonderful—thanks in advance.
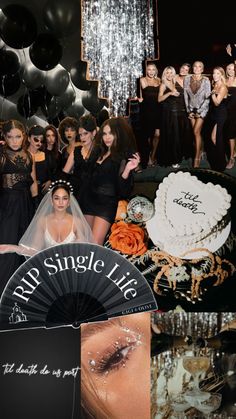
[82,0,156,116]
[153,312,236,338]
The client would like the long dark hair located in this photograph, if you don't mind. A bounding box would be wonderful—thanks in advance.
[44,124,60,158]
[95,117,137,162]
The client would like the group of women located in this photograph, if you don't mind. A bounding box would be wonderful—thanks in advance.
[0,115,149,419]
[0,115,140,292]
[137,60,236,172]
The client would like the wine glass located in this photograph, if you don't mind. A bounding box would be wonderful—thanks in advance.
[182,356,211,406]
[195,392,222,418]
[169,393,191,419]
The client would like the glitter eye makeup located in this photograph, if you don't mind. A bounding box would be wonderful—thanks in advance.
[90,341,137,375]
[87,327,143,376]
[81,314,150,419]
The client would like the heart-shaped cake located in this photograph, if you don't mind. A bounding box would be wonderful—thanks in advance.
[146,171,232,258]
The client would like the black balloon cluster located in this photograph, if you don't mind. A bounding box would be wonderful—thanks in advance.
[0,0,108,125]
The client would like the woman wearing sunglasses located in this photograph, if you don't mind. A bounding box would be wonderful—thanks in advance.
[27,125,54,203]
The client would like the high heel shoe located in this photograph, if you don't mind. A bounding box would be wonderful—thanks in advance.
[193,158,201,168]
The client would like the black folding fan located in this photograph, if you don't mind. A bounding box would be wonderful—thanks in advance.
[0,243,157,331]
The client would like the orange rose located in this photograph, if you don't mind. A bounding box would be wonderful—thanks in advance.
[108,221,147,256]
[115,200,128,221]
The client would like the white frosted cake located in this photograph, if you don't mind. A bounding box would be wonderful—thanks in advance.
[146,171,232,258]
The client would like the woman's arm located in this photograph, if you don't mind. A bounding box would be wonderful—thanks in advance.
[183,78,190,112]
[226,44,232,57]
[158,83,178,103]
[211,85,228,106]
[0,244,36,256]
[121,153,140,179]
[198,78,211,118]
[138,77,146,102]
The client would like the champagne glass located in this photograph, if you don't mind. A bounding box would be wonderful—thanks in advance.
[195,392,222,418]
[169,393,191,419]
[182,356,211,405]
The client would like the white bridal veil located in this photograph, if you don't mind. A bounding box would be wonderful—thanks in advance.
[19,182,94,256]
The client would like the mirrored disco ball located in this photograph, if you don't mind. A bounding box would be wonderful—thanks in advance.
[127,196,154,223]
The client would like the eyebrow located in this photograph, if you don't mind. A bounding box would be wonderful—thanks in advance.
[53,194,69,198]
[81,318,122,345]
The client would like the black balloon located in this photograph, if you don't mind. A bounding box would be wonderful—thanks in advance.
[82,82,108,114]
[22,64,46,89]
[48,111,66,127]
[32,86,52,109]
[0,73,21,97]
[59,83,76,109]
[17,91,38,118]
[0,49,20,76]
[43,0,81,38]
[65,100,85,119]
[46,96,63,119]
[0,5,37,49]
[45,66,70,96]
[70,60,91,91]
[0,37,5,49]
[29,33,62,71]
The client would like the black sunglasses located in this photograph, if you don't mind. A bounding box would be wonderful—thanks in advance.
[33,137,44,143]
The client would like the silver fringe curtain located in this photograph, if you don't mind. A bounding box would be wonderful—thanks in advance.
[82,0,156,116]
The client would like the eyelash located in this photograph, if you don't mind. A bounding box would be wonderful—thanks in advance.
[95,342,136,375]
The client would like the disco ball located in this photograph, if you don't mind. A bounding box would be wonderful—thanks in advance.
[127,196,154,223]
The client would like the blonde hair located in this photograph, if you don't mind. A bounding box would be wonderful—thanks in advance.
[161,66,176,85]
[212,66,227,86]
[226,62,236,77]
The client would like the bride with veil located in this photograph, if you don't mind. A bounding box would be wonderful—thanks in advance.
[0,180,94,257]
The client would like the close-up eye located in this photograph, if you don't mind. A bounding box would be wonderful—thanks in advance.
[94,342,136,375]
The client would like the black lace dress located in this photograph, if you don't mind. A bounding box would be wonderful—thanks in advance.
[0,146,34,294]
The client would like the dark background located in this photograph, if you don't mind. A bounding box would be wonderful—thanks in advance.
[156,0,236,72]
[0,327,81,419]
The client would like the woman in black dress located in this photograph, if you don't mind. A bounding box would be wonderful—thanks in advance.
[62,114,99,202]
[225,63,236,169]
[0,120,38,293]
[82,117,140,245]
[44,124,62,180]
[27,125,52,202]
[204,67,228,172]
[157,65,183,167]
[174,63,195,162]
[139,61,161,169]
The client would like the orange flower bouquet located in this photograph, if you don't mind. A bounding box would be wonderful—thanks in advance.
[108,220,148,256]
